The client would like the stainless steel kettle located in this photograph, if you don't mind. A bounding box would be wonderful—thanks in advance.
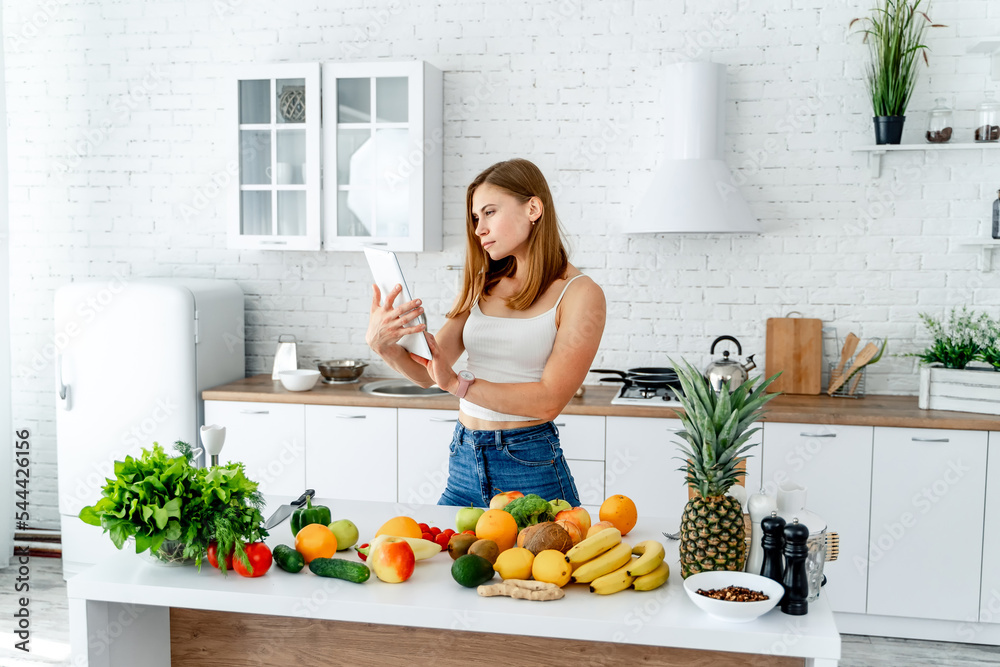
[704,335,756,392]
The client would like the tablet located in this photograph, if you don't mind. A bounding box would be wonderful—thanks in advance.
[363,246,433,360]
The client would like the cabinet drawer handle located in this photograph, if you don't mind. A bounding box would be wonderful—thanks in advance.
[554,422,566,427]
[911,437,950,443]
[239,409,270,415]
[336,414,367,419]
[800,432,837,438]
[430,418,458,423]
[665,427,680,433]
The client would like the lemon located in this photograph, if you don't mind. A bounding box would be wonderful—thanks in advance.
[531,549,572,587]
[493,547,534,580]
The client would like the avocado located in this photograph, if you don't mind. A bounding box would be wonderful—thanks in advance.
[451,553,496,588]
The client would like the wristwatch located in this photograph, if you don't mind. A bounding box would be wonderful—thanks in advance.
[455,370,475,399]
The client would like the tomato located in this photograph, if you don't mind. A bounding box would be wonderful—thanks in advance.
[233,542,273,578]
[421,532,434,542]
[433,532,450,550]
[417,523,430,534]
[429,526,442,537]
[442,529,456,539]
[207,541,233,570]
[462,530,476,536]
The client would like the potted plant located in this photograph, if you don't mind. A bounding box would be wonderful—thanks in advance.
[910,307,1000,415]
[850,0,943,144]
[79,442,268,571]
[670,360,780,578]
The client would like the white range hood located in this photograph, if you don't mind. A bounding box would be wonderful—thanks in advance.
[627,61,760,234]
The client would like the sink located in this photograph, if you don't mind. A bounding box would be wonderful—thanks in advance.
[361,380,449,398]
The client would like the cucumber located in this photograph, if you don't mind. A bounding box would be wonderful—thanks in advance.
[309,557,371,583]
[272,545,305,573]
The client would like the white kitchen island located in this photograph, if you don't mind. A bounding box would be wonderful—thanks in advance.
[67,497,841,666]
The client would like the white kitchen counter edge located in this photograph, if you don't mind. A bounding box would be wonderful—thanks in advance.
[66,497,840,661]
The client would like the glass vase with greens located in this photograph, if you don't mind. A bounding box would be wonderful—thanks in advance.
[850,0,944,145]
[908,307,993,370]
[79,442,268,572]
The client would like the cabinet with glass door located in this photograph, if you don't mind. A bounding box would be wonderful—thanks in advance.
[231,63,321,250]
[322,61,442,252]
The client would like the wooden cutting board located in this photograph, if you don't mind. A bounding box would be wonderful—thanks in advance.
[765,317,823,394]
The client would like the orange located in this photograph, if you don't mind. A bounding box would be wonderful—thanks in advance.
[375,516,422,539]
[475,509,519,552]
[599,494,638,536]
[294,523,338,563]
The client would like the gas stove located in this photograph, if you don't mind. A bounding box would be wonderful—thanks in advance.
[610,384,685,408]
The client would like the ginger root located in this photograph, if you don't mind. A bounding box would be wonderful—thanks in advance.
[477,579,565,601]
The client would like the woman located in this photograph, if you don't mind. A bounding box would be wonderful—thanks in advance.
[366,158,606,507]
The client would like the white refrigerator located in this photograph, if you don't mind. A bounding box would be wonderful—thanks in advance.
[55,278,245,578]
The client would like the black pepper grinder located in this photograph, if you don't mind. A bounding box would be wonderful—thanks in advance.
[759,511,785,585]
[781,519,810,616]
[992,189,1000,239]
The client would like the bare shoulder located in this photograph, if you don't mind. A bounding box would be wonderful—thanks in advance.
[562,272,605,308]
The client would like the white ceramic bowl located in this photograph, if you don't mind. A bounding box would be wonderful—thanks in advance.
[683,571,784,623]
[278,369,321,392]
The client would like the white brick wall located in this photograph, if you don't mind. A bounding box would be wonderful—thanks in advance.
[5,0,1000,528]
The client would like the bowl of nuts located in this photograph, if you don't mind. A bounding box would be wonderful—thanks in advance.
[682,571,785,623]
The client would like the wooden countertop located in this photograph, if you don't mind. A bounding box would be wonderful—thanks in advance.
[203,374,1000,431]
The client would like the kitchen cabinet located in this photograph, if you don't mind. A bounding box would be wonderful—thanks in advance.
[204,401,306,496]
[230,63,322,250]
[304,405,397,502]
[761,423,874,614]
[605,416,762,529]
[555,415,605,511]
[321,60,442,252]
[397,408,457,507]
[982,431,1000,623]
[605,417,688,524]
[867,427,988,622]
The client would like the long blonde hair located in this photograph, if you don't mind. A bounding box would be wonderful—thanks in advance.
[447,159,568,318]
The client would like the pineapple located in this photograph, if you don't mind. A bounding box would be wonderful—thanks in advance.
[671,359,780,578]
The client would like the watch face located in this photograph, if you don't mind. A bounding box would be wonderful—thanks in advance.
[459,370,474,381]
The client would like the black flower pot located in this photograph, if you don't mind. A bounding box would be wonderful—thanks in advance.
[873,116,905,145]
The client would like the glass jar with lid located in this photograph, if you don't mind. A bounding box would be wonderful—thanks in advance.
[975,91,1000,142]
[925,98,953,143]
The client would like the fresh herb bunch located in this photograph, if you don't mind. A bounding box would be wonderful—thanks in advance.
[850,0,944,117]
[979,317,1000,371]
[79,442,268,571]
[908,307,994,369]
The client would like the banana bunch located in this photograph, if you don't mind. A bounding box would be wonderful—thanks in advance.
[564,528,669,594]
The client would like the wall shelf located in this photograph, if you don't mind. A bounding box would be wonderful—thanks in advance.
[956,238,1000,271]
[853,143,1000,177]
[969,39,1000,81]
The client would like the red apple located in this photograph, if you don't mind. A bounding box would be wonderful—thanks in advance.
[556,507,592,536]
[369,537,416,583]
[488,490,525,510]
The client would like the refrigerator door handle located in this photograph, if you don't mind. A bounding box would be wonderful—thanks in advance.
[56,353,72,411]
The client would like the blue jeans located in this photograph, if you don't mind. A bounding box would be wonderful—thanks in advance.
[437,422,581,508]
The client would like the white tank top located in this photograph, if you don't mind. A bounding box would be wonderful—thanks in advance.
[460,274,586,422]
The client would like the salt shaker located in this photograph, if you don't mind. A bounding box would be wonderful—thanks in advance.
[759,511,786,585]
[781,519,811,616]
[746,490,777,574]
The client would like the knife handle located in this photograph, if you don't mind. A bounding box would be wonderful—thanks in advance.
[292,489,315,507]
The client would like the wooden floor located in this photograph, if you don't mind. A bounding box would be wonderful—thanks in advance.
[1,558,998,666]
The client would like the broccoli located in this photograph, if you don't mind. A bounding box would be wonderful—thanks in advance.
[502,494,555,530]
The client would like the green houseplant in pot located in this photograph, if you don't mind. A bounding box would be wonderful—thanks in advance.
[671,360,780,578]
[79,442,268,571]
[909,307,1000,415]
[850,0,943,144]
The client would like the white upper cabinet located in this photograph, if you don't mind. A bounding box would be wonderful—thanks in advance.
[321,60,443,252]
[230,63,322,251]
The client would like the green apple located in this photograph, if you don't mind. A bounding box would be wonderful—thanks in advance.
[328,519,359,551]
[548,498,572,515]
[455,504,486,532]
